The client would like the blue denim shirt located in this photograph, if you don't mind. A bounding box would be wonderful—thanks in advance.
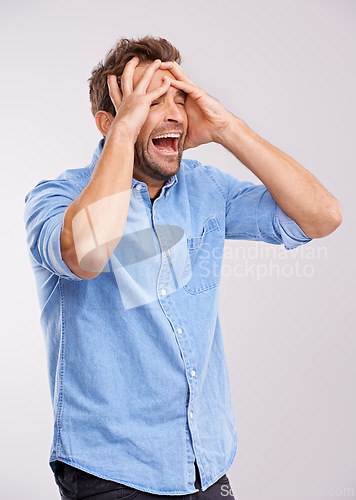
[24,139,312,494]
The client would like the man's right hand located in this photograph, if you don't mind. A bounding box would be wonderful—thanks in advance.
[106,57,173,143]
[62,57,174,279]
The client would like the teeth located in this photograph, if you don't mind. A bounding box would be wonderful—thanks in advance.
[153,133,180,139]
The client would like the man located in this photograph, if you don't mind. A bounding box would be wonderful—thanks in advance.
[24,36,342,500]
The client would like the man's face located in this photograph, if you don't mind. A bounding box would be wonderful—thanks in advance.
[132,63,188,184]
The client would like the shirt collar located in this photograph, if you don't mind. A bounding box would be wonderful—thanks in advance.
[91,138,104,166]
[131,173,178,194]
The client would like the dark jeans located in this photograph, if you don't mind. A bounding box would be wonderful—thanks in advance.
[54,460,235,500]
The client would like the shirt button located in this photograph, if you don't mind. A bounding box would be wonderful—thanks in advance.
[190,412,193,419]
[191,370,196,377]
[177,328,183,335]
[135,184,142,191]
[166,249,170,257]
[160,288,167,296]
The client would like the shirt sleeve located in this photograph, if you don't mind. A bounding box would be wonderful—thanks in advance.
[222,171,313,250]
[23,178,84,280]
[206,166,311,250]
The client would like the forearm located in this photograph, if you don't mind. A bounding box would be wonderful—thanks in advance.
[218,115,343,238]
[61,126,134,279]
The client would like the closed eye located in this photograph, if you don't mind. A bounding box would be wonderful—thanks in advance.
[150,101,186,107]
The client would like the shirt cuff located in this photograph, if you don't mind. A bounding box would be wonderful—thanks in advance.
[275,205,313,250]
[46,212,84,280]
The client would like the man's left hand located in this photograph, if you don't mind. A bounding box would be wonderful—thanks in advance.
[165,62,233,150]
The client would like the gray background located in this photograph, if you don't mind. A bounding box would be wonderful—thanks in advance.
[1,0,354,498]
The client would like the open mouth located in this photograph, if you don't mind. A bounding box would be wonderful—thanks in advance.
[151,133,180,155]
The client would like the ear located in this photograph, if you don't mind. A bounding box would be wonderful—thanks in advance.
[95,111,115,136]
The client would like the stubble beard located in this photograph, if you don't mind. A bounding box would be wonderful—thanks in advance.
[133,140,184,183]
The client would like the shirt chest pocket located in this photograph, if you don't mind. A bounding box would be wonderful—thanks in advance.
[183,216,224,294]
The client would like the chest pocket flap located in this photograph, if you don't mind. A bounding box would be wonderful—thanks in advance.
[184,216,223,294]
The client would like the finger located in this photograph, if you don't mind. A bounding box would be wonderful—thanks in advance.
[107,75,123,111]
[120,56,140,97]
[160,61,174,70]
[135,59,163,93]
[166,77,202,100]
[147,76,171,101]
[167,61,195,85]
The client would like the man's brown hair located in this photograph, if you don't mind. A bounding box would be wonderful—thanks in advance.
[88,36,182,117]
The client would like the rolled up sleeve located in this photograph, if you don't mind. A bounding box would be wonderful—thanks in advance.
[224,173,312,250]
[24,178,84,280]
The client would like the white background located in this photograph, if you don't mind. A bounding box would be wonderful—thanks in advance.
[0,0,355,498]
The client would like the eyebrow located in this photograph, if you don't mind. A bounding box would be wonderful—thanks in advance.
[176,89,187,100]
[158,89,187,100]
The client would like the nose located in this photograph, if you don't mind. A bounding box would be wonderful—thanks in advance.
[163,100,185,124]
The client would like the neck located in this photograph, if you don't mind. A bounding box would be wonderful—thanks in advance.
[133,169,165,199]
